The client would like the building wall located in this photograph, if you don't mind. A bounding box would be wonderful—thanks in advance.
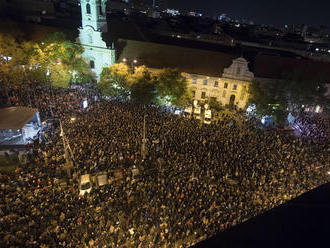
[184,57,253,109]
[183,73,250,109]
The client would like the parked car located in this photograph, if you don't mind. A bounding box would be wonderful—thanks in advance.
[79,174,92,195]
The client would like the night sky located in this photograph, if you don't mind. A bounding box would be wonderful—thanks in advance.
[166,0,330,27]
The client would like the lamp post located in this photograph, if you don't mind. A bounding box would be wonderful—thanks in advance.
[122,58,138,73]
[141,114,147,160]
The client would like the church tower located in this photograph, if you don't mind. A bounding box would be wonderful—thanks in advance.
[77,0,115,81]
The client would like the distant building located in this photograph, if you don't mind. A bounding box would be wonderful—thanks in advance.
[184,58,253,109]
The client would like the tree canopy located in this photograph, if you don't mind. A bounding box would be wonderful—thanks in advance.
[249,70,328,125]
[155,68,191,106]
[0,32,92,89]
[99,64,193,106]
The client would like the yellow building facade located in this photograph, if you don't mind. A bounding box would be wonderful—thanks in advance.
[183,57,254,109]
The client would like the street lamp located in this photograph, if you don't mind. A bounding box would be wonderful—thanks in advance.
[122,58,138,73]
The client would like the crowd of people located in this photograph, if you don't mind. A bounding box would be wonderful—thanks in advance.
[0,86,329,247]
[293,112,330,142]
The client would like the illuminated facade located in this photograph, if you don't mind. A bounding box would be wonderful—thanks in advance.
[77,0,115,81]
[184,58,253,109]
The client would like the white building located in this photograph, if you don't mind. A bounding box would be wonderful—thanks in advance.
[77,0,116,81]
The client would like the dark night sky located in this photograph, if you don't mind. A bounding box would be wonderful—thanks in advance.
[166,0,330,27]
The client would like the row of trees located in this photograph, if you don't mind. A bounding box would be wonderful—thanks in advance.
[248,69,328,125]
[0,32,92,90]
[98,63,192,106]
[0,30,192,107]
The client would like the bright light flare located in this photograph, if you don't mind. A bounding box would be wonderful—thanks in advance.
[83,100,88,109]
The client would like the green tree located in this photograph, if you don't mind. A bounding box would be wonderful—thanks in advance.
[48,63,72,88]
[281,68,327,110]
[130,66,157,104]
[248,81,288,126]
[99,63,131,98]
[39,32,92,87]
[207,97,223,112]
[155,68,191,106]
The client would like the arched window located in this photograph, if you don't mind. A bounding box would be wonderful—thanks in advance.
[99,5,103,15]
[90,60,95,69]
[86,4,91,14]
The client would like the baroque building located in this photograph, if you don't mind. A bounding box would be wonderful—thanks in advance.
[77,0,115,81]
[184,58,253,109]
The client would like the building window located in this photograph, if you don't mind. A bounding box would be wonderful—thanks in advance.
[210,97,217,102]
[192,90,196,97]
[201,92,206,99]
[192,78,197,84]
[214,81,219,87]
[222,90,226,98]
[99,5,103,15]
[86,4,91,14]
[90,60,95,69]
[237,67,241,75]
[224,82,228,89]
[203,79,208,85]
[233,84,237,90]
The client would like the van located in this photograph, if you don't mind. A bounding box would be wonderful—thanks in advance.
[79,174,92,195]
[194,106,201,120]
[204,110,212,124]
[184,106,193,118]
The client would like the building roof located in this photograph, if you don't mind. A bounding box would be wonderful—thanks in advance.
[191,182,330,248]
[0,107,38,130]
[118,39,236,77]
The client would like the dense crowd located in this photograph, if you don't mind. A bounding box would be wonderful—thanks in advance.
[294,112,330,142]
[0,87,329,247]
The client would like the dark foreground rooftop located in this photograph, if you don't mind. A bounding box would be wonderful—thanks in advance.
[191,182,330,248]
[0,107,38,130]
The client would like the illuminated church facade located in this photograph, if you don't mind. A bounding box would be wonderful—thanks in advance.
[77,0,115,81]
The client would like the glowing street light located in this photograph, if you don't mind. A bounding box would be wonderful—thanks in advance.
[123,58,138,72]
